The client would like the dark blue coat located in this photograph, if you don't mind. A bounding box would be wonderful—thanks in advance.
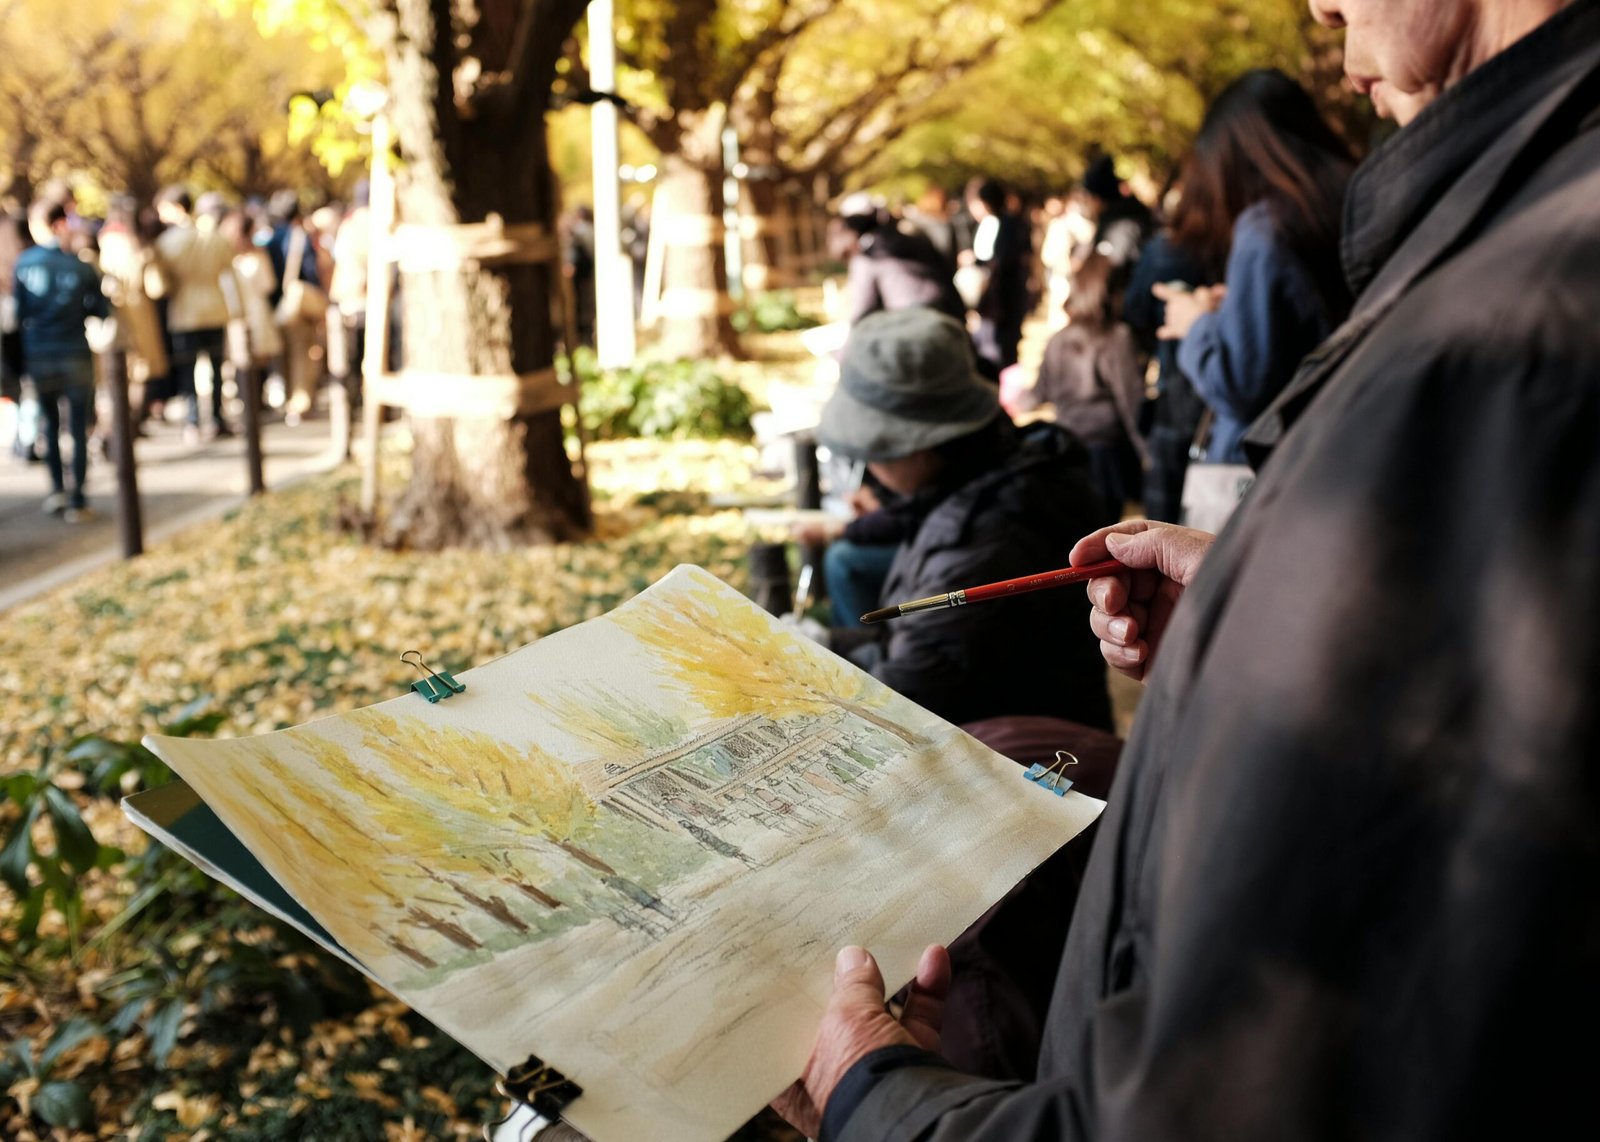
[12,242,107,369]
[1176,202,1338,463]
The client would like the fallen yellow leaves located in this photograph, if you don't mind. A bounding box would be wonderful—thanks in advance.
[1,434,799,1139]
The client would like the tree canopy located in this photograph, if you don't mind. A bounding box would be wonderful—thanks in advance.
[552,0,1360,199]
[0,0,353,208]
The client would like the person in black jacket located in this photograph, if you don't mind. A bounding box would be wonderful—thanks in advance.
[964,179,1031,379]
[814,306,1113,730]
[774,3,1600,1140]
[1080,154,1153,271]
[1122,231,1214,522]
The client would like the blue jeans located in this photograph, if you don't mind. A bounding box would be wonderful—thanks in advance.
[825,539,900,628]
[34,361,95,509]
[170,327,228,427]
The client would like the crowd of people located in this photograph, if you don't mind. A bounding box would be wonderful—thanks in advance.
[777,0,1600,1138]
[1,179,377,522]
[802,65,1357,729]
[828,67,1355,533]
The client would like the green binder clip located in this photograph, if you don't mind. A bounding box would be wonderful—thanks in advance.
[402,650,466,703]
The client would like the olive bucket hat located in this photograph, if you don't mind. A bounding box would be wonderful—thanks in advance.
[817,307,1000,462]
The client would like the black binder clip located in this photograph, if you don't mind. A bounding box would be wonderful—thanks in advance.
[1024,749,1078,797]
[498,1054,583,1121]
[402,650,466,703]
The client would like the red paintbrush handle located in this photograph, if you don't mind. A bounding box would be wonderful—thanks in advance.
[961,559,1125,604]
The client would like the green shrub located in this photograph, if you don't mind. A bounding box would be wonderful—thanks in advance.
[575,354,755,441]
[731,289,820,334]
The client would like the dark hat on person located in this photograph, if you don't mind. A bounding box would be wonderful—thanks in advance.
[818,308,1000,462]
[1083,155,1121,201]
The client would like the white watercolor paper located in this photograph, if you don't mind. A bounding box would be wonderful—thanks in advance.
[139,565,1103,1141]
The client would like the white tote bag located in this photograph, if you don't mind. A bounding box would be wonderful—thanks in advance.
[1179,410,1254,534]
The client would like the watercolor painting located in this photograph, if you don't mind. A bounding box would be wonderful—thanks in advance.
[143,566,1103,1142]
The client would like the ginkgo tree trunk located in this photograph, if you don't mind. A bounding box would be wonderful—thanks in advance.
[374,0,592,548]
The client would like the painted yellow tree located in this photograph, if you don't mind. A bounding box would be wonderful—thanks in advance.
[184,706,707,980]
[616,567,926,746]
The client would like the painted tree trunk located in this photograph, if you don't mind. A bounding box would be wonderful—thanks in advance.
[654,110,740,360]
[380,0,590,550]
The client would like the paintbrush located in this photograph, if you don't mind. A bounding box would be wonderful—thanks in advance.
[860,559,1124,624]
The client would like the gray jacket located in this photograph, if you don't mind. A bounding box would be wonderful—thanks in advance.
[830,5,1600,1139]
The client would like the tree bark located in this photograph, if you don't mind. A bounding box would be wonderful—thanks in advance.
[654,109,741,360]
[380,0,590,550]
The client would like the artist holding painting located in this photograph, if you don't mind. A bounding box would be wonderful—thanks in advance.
[775,0,1600,1138]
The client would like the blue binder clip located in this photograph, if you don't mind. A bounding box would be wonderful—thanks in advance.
[1024,750,1078,797]
[402,650,466,703]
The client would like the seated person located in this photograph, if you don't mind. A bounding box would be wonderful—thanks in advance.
[794,477,903,630]
[815,307,1114,730]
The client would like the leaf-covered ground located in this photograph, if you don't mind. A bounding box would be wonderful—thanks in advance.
[1,437,806,1140]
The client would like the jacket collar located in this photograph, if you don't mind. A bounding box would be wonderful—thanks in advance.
[1342,0,1600,298]
[1242,0,1600,465]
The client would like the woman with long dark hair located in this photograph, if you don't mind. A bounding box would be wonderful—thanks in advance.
[1156,68,1355,464]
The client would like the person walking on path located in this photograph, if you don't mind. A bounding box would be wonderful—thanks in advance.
[264,190,325,426]
[155,188,239,440]
[219,207,282,412]
[12,200,107,521]
[97,196,170,437]
[327,182,371,405]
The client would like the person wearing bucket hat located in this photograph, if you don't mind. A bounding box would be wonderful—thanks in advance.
[814,307,1113,732]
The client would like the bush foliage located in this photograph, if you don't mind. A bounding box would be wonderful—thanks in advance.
[569,350,758,441]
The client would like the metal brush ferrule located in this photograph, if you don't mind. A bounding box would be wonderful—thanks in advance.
[896,592,956,616]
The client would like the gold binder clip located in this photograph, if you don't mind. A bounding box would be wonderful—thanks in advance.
[1024,749,1078,797]
[401,650,466,703]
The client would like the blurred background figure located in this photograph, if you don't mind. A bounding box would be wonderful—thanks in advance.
[2,208,39,461]
[901,186,959,270]
[964,178,1030,379]
[838,192,964,329]
[1080,153,1154,271]
[13,199,108,521]
[561,204,597,347]
[220,206,282,416]
[1156,68,1355,465]
[264,189,326,426]
[1122,223,1214,523]
[328,181,372,407]
[1016,252,1149,517]
[96,196,169,443]
[155,188,237,440]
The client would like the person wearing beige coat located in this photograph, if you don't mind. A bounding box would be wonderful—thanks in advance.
[155,188,237,437]
[97,202,168,387]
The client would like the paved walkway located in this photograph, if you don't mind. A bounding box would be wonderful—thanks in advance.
[0,407,346,612]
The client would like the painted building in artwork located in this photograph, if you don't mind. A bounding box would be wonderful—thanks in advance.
[573,710,897,852]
